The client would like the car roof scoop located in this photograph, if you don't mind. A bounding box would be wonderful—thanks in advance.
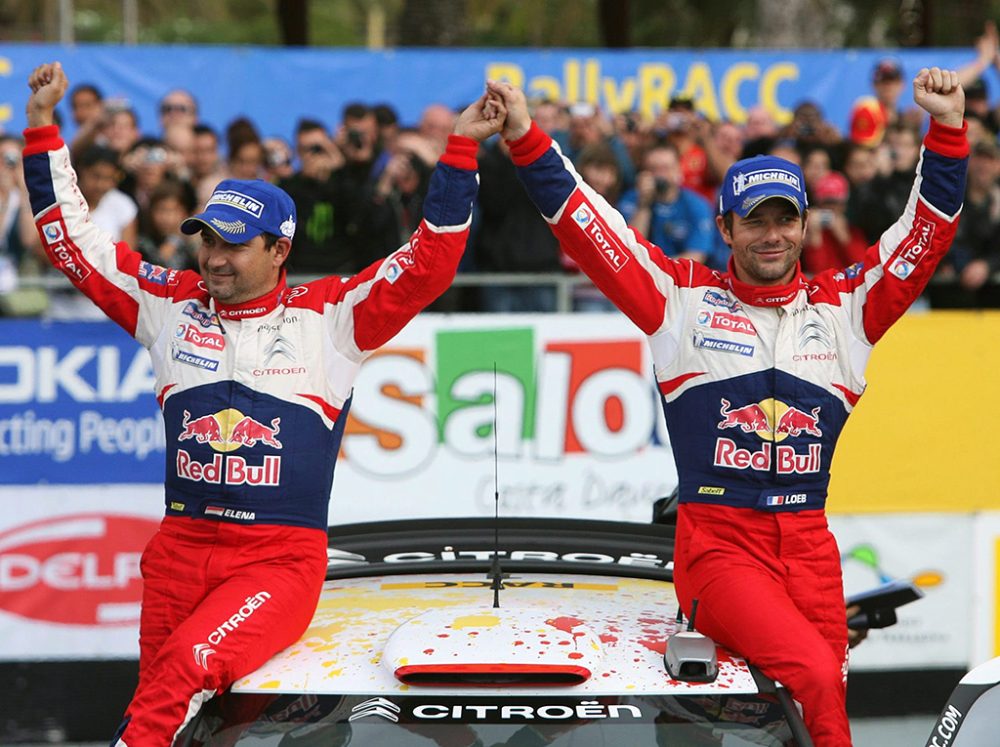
[383,607,603,687]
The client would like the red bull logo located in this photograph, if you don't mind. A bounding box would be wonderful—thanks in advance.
[176,408,282,487]
[714,398,822,475]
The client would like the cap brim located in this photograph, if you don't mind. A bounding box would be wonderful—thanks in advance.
[733,194,804,218]
[180,213,264,243]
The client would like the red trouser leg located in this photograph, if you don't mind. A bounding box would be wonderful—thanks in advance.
[674,505,851,747]
[115,518,328,746]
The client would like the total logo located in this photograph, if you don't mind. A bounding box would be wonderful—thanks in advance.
[175,324,225,352]
[697,310,756,336]
[176,408,282,486]
[714,398,822,475]
[572,202,629,273]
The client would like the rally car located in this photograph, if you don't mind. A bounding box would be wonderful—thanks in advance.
[923,655,1000,746]
[177,517,815,746]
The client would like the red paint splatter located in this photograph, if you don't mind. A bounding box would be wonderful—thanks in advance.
[437,634,450,638]
[638,617,665,625]
[540,640,552,645]
[513,640,524,646]
[546,616,584,634]
[601,672,611,677]
[568,652,584,660]
[638,637,666,655]
[422,648,434,655]
[599,633,619,645]
[558,640,571,646]
[468,631,479,636]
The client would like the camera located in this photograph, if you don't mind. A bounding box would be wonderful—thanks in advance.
[815,209,835,228]
[145,147,167,165]
[654,177,670,196]
[2,151,17,168]
[346,129,364,149]
[104,97,131,114]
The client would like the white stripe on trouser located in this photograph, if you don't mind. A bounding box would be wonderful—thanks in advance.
[171,689,216,745]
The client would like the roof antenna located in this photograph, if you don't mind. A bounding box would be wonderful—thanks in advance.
[490,362,505,609]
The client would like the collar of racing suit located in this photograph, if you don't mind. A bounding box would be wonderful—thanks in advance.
[726,258,809,308]
[212,271,289,320]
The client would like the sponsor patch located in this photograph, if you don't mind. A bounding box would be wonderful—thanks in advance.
[693,331,754,357]
[697,486,726,495]
[138,261,176,286]
[170,501,185,511]
[42,222,65,245]
[702,289,741,312]
[732,168,802,195]
[279,215,296,239]
[207,190,264,218]
[182,301,219,328]
[696,310,711,325]
[897,216,936,266]
[575,205,630,273]
[386,261,404,284]
[573,205,594,226]
[172,346,220,371]
[889,258,914,280]
[175,323,225,351]
[709,311,756,336]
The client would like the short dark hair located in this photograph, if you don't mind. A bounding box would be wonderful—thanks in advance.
[149,178,197,214]
[70,83,103,102]
[193,123,218,140]
[262,232,281,250]
[295,118,327,137]
[76,145,121,171]
[373,103,399,127]
[342,102,370,121]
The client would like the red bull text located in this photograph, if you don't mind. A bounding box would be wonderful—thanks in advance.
[713,439,822,474]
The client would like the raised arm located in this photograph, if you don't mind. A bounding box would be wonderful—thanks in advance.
[23,63,197,344]
[486,80,706,336]
[327,92,506,358]
[816,66,968,345]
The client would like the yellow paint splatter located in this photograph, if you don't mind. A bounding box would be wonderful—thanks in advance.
[452,614,501,629]
[258,680,282,689]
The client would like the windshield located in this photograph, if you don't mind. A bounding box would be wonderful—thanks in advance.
[183,693,799,746]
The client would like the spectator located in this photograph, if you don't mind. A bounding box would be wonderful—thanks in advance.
[842,142,879,228]
[565,101,635,191]
[228,139,264,181]
[939,139,1000,305]
[533,99,570,151]
[658,96,712,201]
[619,143,715,264]
[962,79,1000,135]
[801,146,833,202]
[337,102,379,183]
[120,137,182,237]
[136,180,199,271]
[279,119,349,275]
[802,171,868,276]
[615,110,652,172]
[849,58,905,147]
[473,138,563,312]
[782,100,841,147]
[744,105,778,141]
[191,123,226,205]
[103,99,141,157]
[69,83,102,128]
[263,136,294,183]
[373,137,433,247]
[0,136,41,311]
[76,146,138,245]
[698,119,745,197]
[157,89,198,134]
[418,103,456,159]
[857,122,921,243]
[568,144,623,311]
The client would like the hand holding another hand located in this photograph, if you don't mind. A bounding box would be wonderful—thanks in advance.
[453,90,508,143]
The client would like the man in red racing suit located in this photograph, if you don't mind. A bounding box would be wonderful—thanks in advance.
[22,62,506,745]
[486,69,967,746]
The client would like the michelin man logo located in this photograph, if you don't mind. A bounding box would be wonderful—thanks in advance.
[280,215,296,239]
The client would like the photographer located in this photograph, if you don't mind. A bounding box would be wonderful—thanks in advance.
[619,142,714,263]
[803,171,868,276]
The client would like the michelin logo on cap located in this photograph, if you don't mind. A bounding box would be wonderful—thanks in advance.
[207,190,265,219]
[732,169,802,196]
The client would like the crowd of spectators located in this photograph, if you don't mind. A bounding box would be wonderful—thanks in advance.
[4,35,1000,317]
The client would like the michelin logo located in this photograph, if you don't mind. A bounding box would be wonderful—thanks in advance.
[694,331,754,357]
[733,169,801,195]
[207,190,265,218]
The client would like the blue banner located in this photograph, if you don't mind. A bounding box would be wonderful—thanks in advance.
[0,45,989,143]
[0,320,163,484]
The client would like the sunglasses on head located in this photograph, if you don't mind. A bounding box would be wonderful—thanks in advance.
[160,103,192,114]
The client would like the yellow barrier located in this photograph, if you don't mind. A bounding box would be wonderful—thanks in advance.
[828,310,1000,514]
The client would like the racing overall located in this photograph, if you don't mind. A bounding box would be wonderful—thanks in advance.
[507,119,968,745]
[23,125,481,745]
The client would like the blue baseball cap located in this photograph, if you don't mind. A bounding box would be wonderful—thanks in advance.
[718,155,808,218]
[181,179,296,243]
